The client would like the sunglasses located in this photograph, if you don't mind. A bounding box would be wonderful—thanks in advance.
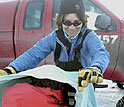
[62,20,82,26]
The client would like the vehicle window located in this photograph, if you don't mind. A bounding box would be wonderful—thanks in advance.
[84,0,115,31]
[52,0,59,28]
[23,0,44,30]
[85,0,105,30]
[52,0,115,31]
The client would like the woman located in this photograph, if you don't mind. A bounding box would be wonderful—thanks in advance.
[0,0,110,106]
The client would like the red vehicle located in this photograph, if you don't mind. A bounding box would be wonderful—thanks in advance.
[0,0,124,87]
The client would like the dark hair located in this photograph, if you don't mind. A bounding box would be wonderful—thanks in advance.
[55,13,88,28]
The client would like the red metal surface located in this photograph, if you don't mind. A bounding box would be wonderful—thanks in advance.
[0,0,19,32]
[0,0,19,68]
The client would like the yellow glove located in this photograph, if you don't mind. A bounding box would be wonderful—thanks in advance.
[76,67,103,92]
[0,67,16,76]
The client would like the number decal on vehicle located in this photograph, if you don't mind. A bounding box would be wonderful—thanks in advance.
[98,35,118,44]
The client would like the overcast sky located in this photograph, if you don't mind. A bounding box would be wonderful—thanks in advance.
[99,0,124,19]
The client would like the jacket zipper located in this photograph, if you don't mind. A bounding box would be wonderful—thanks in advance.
[56,40,69,61]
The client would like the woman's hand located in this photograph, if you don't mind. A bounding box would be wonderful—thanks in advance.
[0,67,16,76]
[76,67,103,92]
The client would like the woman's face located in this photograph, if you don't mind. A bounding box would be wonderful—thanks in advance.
[62,14,82,37]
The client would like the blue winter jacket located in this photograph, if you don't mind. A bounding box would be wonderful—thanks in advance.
[9,27,110,74]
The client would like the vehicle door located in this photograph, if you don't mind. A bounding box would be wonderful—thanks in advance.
[15,0,48,66]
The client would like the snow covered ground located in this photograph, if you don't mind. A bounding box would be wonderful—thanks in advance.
[95,79,124,107]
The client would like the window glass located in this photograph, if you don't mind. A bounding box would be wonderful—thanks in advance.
[52,0,59,28]
[23,0,44,30]
[52,0,115,31]
[85,0,105,30]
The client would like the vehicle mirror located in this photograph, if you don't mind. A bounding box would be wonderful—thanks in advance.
[95,15,112,31]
